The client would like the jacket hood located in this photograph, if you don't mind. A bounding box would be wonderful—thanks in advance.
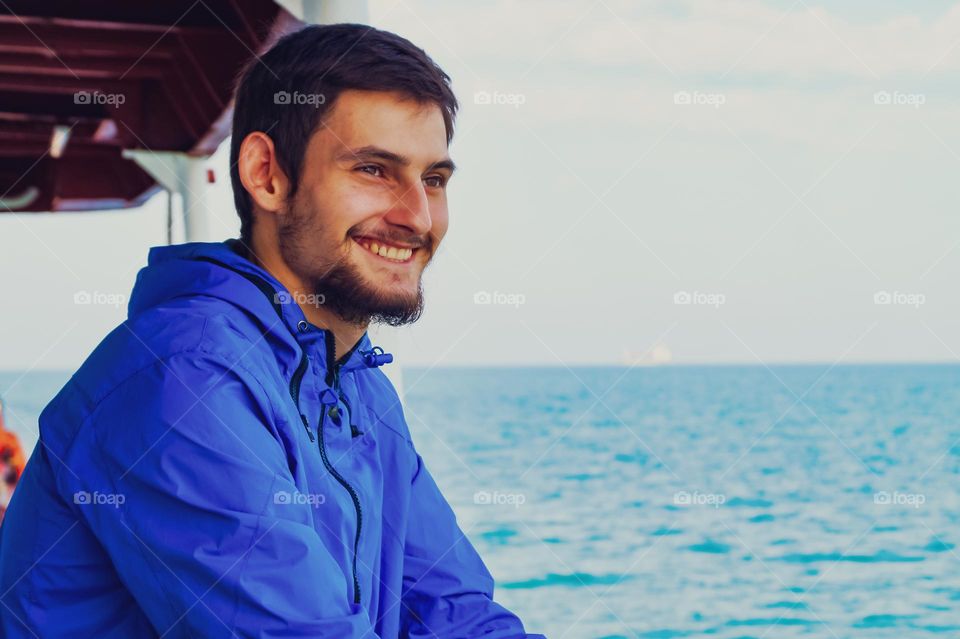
[128,239,380,375]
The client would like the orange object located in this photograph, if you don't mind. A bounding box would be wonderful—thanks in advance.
[0,399,26,523]
[0,428,25,487]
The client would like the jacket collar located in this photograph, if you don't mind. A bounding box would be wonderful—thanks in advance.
[128,239,385,377]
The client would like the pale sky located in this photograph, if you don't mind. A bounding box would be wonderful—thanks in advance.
[2,0,959,370]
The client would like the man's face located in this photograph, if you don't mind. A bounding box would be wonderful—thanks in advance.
[277,89,453,327]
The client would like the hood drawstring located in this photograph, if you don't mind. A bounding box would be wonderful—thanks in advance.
[360,346,393,368]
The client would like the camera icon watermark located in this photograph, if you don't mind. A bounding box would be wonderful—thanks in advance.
[274,91,326,108]
[673,290,725,308]
[873,290,925,308]
[473,90,526,109]
[274,490,326,508]
[674,490,726,508]
[275,291,326,308]
[874,490,925,508]
[873,90,925,109]
[73,491,126,508]
[473,290,526,308]
[74,90,126,108]
[473,490,526,508]
[674,90,726,109]
[73,290,127,308]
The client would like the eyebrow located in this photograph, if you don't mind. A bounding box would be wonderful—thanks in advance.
[336,145,457,175]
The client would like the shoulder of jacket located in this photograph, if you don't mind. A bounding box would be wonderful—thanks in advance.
[40,313,279,479]
[70,308,273,413]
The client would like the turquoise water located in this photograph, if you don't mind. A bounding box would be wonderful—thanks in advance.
[4,364,960,638]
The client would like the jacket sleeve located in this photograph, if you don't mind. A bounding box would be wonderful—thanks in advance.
[56,351,380,639]
[399,451,546,638]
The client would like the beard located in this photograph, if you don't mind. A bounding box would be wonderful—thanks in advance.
[277,197,429,328]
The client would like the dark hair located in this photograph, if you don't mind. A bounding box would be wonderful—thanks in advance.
[229,23,459,244]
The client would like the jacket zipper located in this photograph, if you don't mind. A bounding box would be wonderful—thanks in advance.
[198,261,367,603]
[289,352,313,441]
[316,410,363,605]
[320,330,364,605]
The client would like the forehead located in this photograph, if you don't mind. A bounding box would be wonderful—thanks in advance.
[312,89,448,164]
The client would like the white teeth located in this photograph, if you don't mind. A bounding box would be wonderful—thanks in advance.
[358,239,413,261]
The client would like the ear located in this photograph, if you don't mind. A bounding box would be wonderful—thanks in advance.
[237,132,291,214]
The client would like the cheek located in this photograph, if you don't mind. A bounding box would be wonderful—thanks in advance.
[343,183,400,226]
[431,205,450,241]
[304,180,374,237]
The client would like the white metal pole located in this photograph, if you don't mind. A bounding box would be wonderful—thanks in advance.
[182,158,212,242]
[123,151,216,243]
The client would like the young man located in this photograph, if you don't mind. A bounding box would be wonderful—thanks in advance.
[0,24,544,638]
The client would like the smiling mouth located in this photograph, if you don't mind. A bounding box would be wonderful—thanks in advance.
[352,236,418,264]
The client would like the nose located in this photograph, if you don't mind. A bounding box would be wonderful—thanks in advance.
[384,182,432,238]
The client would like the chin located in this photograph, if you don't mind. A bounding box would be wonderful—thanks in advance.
[370,284,420,307]
[314,253,427,326]
[360,265,422,292]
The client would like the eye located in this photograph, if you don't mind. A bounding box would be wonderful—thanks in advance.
[424,175,447,188]
[357,165,384,178]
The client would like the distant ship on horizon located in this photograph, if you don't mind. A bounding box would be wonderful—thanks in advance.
[621,342,673,366]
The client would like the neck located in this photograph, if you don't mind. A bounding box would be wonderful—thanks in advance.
[245,235,367,363]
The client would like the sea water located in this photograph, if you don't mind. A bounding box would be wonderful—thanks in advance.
[404,364,960,638]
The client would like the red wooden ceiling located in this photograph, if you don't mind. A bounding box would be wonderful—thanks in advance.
[0,1,292,212]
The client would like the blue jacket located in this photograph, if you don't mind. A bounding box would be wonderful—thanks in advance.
[0,240,543,638]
